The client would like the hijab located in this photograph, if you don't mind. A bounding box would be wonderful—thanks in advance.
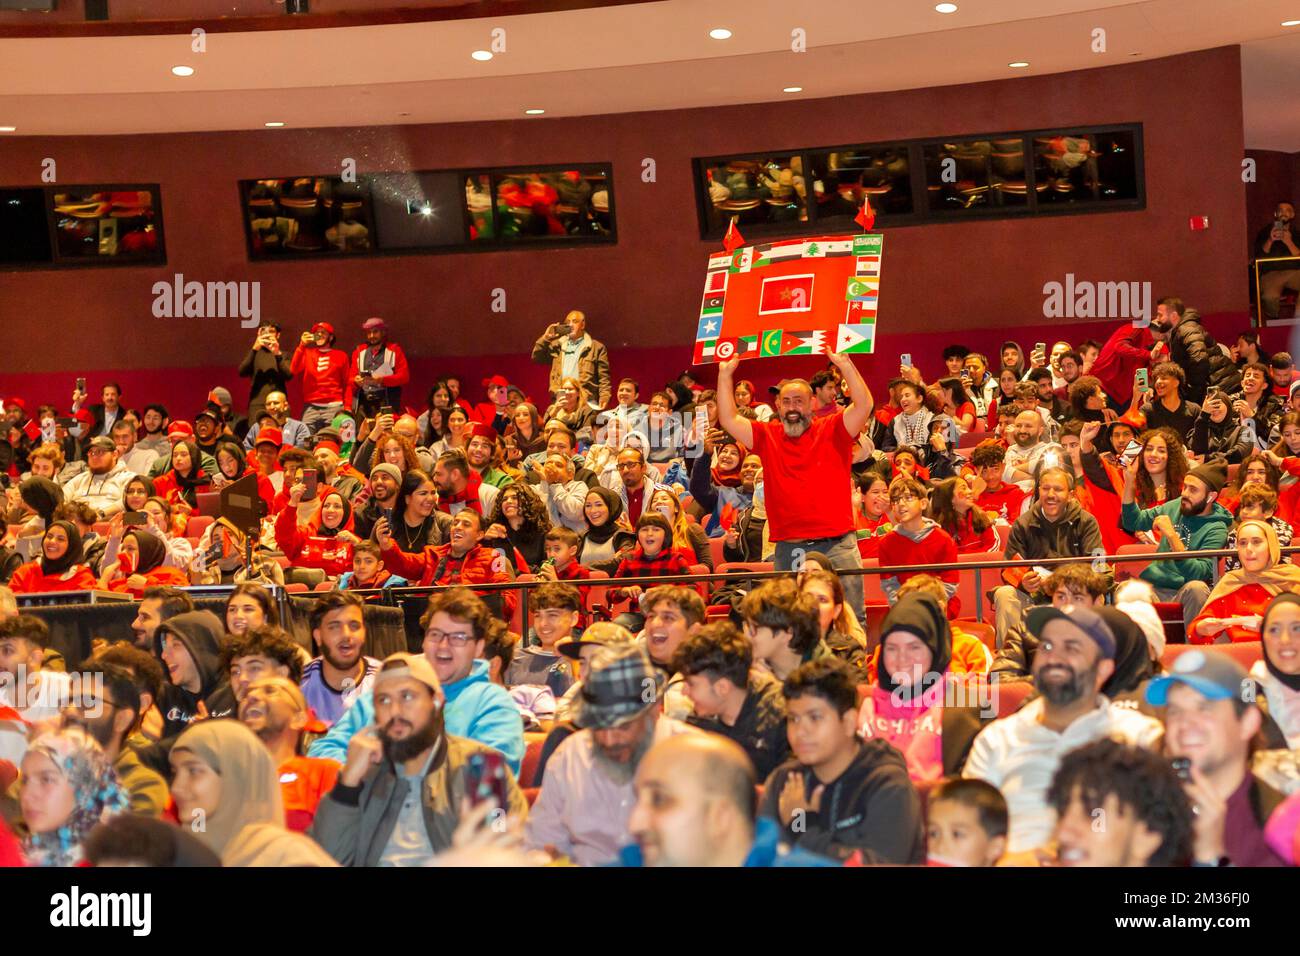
[710,438,748,489]
[122,474,157,511]
[19,476,62,526]
[1202,519,1300,610]
[170,440,208,503]
[21,727,128,867]
[172,720,336,867]
[1260,592,1300,692]
[39,520,84,577]
[126,528,167,575]
[215,440,249,481]
[581,486,626,545]
[876,592,952,701]
[313,491,353,537]
[1097,606,1153,697]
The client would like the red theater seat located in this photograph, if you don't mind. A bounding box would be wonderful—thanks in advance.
[1160,641,1263,673]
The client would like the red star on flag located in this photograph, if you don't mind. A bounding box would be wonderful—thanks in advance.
[854,196,876,231]
[722,217,745,254]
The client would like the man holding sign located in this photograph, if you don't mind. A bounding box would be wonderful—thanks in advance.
[716,352,873,623]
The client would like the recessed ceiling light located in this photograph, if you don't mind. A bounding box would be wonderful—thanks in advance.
[709,28,732,40]
[1008,61,1030,68]
[783,86,803,93]
[524,108,545,115]
[398,112,411,117]
[0,126,15,132]
[471,50,493,61]
[935,2,958,12]
[264,121,285,127]
[171,65,194,77]
[1284,19,1300,27]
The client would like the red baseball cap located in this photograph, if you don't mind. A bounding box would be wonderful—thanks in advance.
[73,408,94,426]
[482,374,509,390]
[167,420,194,440]
[3,396,25,413]
[467,422,498,442]
[256,426,283,448]
[362,316,387,331]
[311,322,335,337]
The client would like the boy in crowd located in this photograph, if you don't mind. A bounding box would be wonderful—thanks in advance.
[760,657,924,864]
[991,562,1109,682]
[740,579,826,681]
[967,440,1027,522]
[925,777,1009,867]
[0,615,72,728]
[675,622,789,779]
[877,476,959,616]
[226,625,303,703]
[536,527,593,612]
[505,582,580,697]
[300,591,381,728]
[337,540,409,591]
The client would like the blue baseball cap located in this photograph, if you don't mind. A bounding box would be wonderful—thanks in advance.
[1145,649,1249,706]
[1026,604,1117,660]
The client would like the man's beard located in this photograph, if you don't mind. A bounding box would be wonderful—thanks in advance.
[1179,498,1205,517]
[89,463,112,475]
[373,488,396,505]
[1015,435,1037,450]
[1035,660,1096,707]
[381,708,444,764]
[249,715,289,745]
[781,412,812,438]
[592,724,654,785]
[322,642,362,672]
[62,712,114,750]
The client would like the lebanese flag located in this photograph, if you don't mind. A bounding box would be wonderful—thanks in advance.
[759,274,814,315]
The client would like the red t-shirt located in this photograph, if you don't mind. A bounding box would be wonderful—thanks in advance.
[977,482,1027,523]
[750,409,855,541]
[279,756,340,832]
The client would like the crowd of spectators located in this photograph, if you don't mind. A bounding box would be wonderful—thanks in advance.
[1,300,1299,869]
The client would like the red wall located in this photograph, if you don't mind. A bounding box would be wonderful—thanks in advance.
[0,45,1250,418]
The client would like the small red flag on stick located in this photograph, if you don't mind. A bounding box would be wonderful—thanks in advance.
[854,195,876,231]
[722,216,745,254]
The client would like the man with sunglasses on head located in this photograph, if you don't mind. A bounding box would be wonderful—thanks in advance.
[308,587,523,776]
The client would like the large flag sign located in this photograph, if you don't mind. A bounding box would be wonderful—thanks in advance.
[692,234,883,364]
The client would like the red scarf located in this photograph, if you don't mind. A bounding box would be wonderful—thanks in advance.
[438,469,484,515]
[710,443,748,488]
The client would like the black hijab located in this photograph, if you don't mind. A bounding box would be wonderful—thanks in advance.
[39,520,84,576]
[214,440,249,481]
[315,491,352,538]
[170,440,207,504]
[126,529,167,576]
[877,592,952,699]
[1260,592,1300,692]
[581,486,626,545]
[1098,606,1153,697]
[122,474,157,511]
[19,476,63,526]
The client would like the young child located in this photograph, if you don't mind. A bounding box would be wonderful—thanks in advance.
[926,777,1009,867]
[504,582,579,697]
[759,657,924,864]
[1224,483,1294,571]
[876,476,960,617]
[537,527,593,617]
[337,541,409,591]
[608,512,694,609]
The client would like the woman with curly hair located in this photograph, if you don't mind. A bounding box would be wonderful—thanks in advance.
[1221,449,1283,515]
[1079,423,1186,550]
[373,430,421,476]
[482,481,551,571]
[20,726,128,867]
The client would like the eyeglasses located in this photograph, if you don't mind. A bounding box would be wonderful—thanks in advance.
[425,630,474,647]
[890,493,919,504]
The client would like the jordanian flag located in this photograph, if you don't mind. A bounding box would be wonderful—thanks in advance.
[782,330,826,355]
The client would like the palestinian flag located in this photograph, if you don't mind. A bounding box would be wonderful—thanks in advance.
[752,241,805,268]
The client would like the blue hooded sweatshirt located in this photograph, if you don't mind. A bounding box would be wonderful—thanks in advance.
[306,658,524,775]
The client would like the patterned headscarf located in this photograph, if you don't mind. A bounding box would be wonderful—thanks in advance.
[21,727,128,867]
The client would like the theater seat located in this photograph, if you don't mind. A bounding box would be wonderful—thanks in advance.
[955,620,996,652]
[1153,602,1185,646]
[511,573,537,636]
[284,583,309,593]
[1115,543,1157,580]
[1160,641,1263,673]
[186,514,214,538]
[0,759,15,793]
[519,732,547,789]
[993,679,1034,718]
[708,535,726,568]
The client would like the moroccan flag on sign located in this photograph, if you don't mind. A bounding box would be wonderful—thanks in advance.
[758,274,814,315]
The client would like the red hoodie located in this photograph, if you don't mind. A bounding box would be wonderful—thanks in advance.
[876,523,960,618]
[291,343,350,406]
[381,541,517,620]
[1089,324,1154,405]
[275,501,355,576]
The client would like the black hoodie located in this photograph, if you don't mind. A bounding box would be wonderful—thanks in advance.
[155,610,236,739]
[759,738,925,864]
